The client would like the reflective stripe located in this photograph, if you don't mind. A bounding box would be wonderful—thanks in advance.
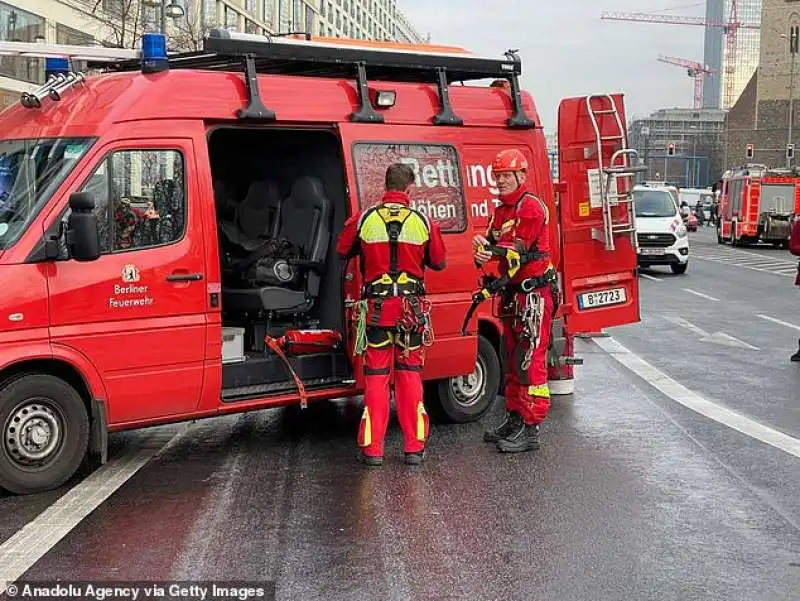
[359,407,372,447]
[416,402,428,441]
[358,204,430,246]
[528,384,550,399]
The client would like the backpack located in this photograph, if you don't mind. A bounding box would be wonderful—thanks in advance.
[790,216,800,257]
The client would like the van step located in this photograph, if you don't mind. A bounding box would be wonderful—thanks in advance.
[222,376,349,402]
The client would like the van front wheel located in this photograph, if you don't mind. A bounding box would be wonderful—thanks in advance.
[426,336,500,423]
[0,374,89,495]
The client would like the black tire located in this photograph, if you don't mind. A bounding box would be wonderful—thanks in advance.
[716,224,724,244]
[671,262,688,275]
[0,374,89,495]
[427,336,501,423]
[731,221,740,247]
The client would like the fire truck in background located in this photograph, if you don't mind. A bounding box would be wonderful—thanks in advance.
[718,164,800,247]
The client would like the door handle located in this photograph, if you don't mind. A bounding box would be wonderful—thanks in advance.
[166,272,204,282]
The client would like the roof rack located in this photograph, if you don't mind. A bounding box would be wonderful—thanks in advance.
[0,32,537,129]
[108,29,537,128]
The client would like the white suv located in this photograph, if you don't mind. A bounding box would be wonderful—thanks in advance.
[632,185,690,275]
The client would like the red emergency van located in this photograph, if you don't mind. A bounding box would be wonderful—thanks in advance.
[0,31,640,494]
[718,164,800,247]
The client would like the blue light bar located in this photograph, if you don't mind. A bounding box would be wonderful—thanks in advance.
[45,57,70,80]
[141,33,169,74]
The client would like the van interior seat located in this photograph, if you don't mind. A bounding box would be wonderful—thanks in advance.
[222,176,333,315]
[219,179,282,251]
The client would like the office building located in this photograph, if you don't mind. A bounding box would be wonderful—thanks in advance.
[0,0,425,109]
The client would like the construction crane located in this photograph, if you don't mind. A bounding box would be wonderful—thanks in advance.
[657,55,717,109]
[601,1,760,109]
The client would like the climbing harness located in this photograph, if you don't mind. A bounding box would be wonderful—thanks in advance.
[519,292,544,371]
[397,296,434,358]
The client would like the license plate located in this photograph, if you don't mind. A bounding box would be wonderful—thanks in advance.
[639,248,664,256]
[577,287,627,310]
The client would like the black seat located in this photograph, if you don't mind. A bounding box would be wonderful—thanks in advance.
[219,180,282,252]
[222,176,333,315]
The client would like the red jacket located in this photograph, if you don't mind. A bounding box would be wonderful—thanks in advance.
[337,191,446,324]
[485,183,552,282]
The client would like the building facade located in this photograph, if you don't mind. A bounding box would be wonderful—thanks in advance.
[0,0,425,109]
[725,0,800,169]
[629,108,726,187]
[703,0,762,110]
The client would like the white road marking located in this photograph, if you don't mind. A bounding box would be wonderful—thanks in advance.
[701,332,760,351]
[594,336,800,460]
[757,314,800,332]
[682,288,720,302]
[694,257,795,278]
[639,273,661,282]
[0,425,188,594]
[660,316,759,350]
[661,315,709,337]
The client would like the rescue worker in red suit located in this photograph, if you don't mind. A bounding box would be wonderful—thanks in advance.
[337,163,446,466]
[473,149,558,453]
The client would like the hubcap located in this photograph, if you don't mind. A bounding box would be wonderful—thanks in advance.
[449,356,486,408]
[4,401,62,467]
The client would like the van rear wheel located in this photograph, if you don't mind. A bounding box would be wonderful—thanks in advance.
[426,336,500,423]
[0,374,89,495]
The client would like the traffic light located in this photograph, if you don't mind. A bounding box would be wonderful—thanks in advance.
[667,143,675,156]
[788,143,795,160]
[746,143,754,159]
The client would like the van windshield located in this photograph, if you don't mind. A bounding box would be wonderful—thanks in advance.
[0,137,94,250]
[633,189,677,218]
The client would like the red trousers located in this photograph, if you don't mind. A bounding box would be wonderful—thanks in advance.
[502,287,554,426]
[358,327,429,457]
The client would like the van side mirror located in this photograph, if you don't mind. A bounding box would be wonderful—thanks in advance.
[66,192,100,262]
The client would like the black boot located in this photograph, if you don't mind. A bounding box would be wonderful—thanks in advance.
[792,339,800,362]
[496,422,540,453]
[404,450,426,465]
[361,453,383,467]
[483,411,523,443]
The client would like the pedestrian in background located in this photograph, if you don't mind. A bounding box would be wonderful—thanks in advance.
[789,214,800,362]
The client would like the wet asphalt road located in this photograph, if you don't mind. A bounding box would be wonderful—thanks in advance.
[0,227,799,601]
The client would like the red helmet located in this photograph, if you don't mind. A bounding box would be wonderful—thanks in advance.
[492,149,528,173]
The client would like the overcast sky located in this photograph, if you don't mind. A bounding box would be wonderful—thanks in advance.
[397,0,709,133]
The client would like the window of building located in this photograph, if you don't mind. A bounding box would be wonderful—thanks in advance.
[0,2,44,84]
[336,10,341,29]
[352,143,467,233]
[293,0,303,31]
[262,0,274,27]
[224,6,238,30]
[56,24,93,74]
[306,4,315,35]
[79,149,186,254]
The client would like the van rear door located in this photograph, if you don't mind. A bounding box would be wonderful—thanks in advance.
[556,94,640,334]
[337,124,477,382]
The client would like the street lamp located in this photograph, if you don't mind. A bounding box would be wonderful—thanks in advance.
[143,0,185,34]
[688,125,699,187]
[782,30,798,168]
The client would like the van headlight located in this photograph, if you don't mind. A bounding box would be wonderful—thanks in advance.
[676,224,687,238]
